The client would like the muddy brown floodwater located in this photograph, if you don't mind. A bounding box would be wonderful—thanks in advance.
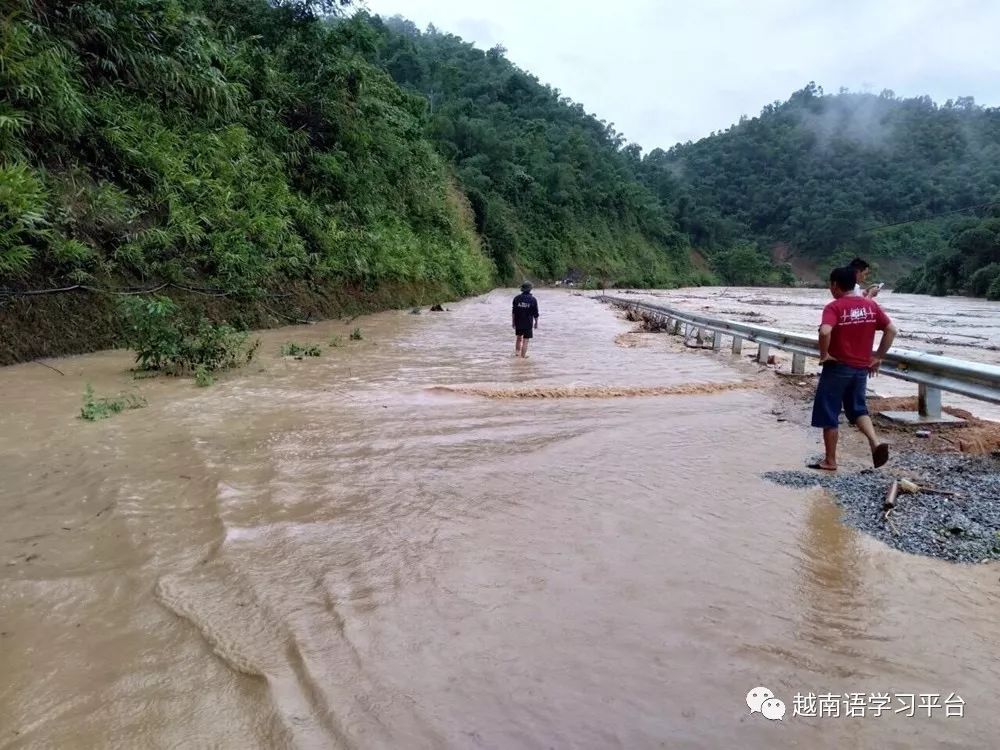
[1,288,999,749]
[627,286,1000,420]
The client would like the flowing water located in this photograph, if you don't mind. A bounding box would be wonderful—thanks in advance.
[625,286,1000,420]
[1,288,999,749]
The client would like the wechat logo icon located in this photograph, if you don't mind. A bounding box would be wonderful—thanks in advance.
[747,686,786,721]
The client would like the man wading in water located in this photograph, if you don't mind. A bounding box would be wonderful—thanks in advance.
[809,266,898,471]
[512,282,539,358]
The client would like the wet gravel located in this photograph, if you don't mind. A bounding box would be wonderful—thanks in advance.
[764,452,1000,563]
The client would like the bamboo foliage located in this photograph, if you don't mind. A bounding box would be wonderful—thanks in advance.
[0,0,493,295]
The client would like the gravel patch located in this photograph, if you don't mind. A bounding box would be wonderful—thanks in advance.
[764,452,1000,563]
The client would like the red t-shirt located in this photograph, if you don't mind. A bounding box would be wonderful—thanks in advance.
[821,296,891,368]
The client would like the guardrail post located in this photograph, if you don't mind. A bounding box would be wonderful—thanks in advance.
[918,384,942,419]
[600,298,1000,415]
[696,328,705,345]
[791,353,806,375]
[712,330,722,350]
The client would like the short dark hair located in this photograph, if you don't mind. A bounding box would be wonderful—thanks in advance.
[848,257,869,271]
[830,266,856,292]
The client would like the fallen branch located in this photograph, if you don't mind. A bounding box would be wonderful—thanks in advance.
[263,304,312,325]
[883,479,900,509]
[884,508,900,536]
[33,360,65,376]
[883,480,901,536]
[919,486,960,497]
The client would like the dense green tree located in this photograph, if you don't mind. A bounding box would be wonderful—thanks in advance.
[365,14,695,287]
[896,216,1000,298]
[651,82,1000,294]
[6,0,999,342]
[0,0,491,296]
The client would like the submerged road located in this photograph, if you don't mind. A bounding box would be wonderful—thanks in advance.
[1,289,998,748]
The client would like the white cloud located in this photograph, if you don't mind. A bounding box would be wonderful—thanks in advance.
[361,0,1000,150]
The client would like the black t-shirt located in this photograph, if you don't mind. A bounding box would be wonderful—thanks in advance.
[512,292,539,328]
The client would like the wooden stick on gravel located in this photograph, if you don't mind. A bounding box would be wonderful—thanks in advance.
[883,480,900,509]
[883,480,901,536]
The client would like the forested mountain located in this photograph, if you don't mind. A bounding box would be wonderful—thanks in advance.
[3,0,1000,364]
[649,83,1000,295]
[367,15,694,286]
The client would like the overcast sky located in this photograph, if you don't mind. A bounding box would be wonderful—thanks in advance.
[360,0,1000,152]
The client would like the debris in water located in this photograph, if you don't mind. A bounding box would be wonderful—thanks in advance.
[427,381,760,400]
[764,451,1000,563]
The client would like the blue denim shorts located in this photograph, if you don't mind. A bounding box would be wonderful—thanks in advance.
[811,362,869,429]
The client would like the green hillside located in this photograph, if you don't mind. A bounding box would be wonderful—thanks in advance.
[3,2,999,365]
[1,0,496,361]
[649,83,1000,293]
[368,15,694,287]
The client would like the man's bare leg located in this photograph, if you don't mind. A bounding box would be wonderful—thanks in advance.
[854,416,878,450]
[514,335,523,356]
[855,415,890,467]
[520,339,529,358]
[820,427,838,469]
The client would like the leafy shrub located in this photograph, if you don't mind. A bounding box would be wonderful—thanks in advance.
[194,365,214,387]
[712,243,774,286]
[688,270,718,287]
[350,327,363,340]
[281,342,322,357]
[0,163,49,276]
[120,296,259,374]
[988,273,1000,301]
[967,263,1000,297]
[80,384,147,421]
[329,335,344,347]
[185,317,260,371]
[121,296,183,371]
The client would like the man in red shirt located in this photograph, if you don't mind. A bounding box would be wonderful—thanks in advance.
[809,266,898,471]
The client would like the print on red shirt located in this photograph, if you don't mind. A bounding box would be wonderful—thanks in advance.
[821,296,891,369]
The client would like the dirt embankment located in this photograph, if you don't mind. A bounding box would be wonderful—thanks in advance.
[0,280,463,366]
[772,376,1000,456]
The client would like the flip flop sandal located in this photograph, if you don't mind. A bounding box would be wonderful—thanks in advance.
[807,462,837,471]
[872,443,890,468]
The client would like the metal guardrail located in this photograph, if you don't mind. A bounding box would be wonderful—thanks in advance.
[599,295,1000,419]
